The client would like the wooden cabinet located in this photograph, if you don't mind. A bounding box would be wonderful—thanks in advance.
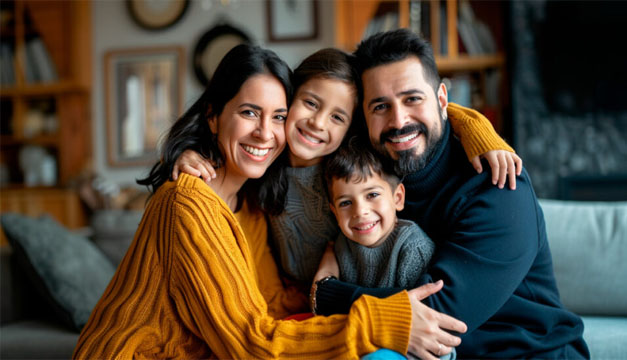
[0,0,91,239]
[335,0,507,134]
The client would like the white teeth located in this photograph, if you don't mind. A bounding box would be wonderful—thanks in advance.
[243,145,269,156]
[390,133,418,143]
[300,129,323,144]
[356,222,377,230]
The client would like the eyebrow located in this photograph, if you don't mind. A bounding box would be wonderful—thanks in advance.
[302,90,350,117]
[239,103,287,113]
[367,88,426,109]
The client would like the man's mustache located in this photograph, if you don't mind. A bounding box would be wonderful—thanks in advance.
[380,123,428,144]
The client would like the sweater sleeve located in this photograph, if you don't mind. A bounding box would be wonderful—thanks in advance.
[167,192,412,359]
[447,102,514,160]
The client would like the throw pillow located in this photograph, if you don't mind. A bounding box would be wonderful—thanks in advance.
[1,213,115,331]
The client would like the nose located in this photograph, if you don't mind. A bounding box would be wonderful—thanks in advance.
[389,104,408,130]
[254,116,274,141]
[352,199,369,218]
[308,112,326,130]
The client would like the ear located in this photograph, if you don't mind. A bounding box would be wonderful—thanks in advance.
[394,183,405,211]
[437,82,448,120]
[329,202,338,218]
[208,113,218,135]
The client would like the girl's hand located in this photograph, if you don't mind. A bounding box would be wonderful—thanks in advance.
[471,150,523,190]
[172,150,217,184]
[313,241,339,283]
[407,281,467,360]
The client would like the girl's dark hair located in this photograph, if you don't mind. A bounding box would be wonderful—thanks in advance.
[323,136,400,202]
[137,44,292,214]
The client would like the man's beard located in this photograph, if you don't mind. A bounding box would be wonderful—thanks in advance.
[373,113,446,177]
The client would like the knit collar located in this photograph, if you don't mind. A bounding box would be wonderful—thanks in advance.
[402,121,455,198]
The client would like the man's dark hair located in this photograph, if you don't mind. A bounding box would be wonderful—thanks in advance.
[323,136,400,202]
[353,29,441,99]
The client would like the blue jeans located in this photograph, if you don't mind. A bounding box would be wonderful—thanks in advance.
[362,348,457,360]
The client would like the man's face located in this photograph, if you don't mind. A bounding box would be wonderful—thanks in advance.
[361,56,448,176]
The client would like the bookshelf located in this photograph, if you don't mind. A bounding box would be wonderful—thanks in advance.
[0,0,92,239]
[334,0,507,134]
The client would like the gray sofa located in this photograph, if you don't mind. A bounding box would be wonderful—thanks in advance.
[1,201,626,359]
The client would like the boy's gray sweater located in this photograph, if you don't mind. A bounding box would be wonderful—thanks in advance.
[335,219,435,289]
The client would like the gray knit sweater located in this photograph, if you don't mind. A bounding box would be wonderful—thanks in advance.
[335,219,435,289]
[268,164,340,282]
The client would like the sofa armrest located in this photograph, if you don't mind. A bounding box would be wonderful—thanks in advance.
[540,199,627,316]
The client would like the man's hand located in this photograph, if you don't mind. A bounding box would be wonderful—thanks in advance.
[407,281,467,360]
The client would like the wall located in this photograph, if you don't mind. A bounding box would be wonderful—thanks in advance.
[92,0,335,187]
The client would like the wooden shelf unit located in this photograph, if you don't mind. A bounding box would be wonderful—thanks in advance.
[334,0,508,133]
[0,0,92,239]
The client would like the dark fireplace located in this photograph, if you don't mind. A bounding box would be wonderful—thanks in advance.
[509,0,627,200]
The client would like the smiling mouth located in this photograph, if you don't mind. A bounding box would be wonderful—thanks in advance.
[388,132,419,144]
[242,144,270,157]
[298,128,324,144]
[353,220,380,232]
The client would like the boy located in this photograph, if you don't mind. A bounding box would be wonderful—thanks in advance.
[312,136,434,293]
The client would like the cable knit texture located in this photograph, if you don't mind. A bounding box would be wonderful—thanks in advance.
[270,103,510,283]
[335,219,434,288]
[269,165,339,282]
[73,174,412,359]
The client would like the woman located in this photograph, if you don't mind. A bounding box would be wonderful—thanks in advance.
[73,44,466,359]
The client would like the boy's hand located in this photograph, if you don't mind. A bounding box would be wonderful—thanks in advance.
[172,150,217,184]
[471,150,522,190]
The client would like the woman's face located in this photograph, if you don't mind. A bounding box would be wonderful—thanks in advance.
[209,73,288,181]
[285,77,356,168]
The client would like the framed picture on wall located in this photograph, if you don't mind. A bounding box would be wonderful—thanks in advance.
[104,47,184,167]
[266,0,319,42]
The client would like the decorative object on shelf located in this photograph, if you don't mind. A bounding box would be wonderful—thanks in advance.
[126,0,189,31]
[104,46,184,167]
[193,23,250,86]
[266,0,318,42]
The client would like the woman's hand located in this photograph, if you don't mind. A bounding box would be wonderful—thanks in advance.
[471,150,523,190]
[172,150,216,184]
[407,280,467,360]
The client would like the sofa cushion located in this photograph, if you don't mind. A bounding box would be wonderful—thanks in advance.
[0,213,115,331]
[581,316,627,360]
[540,199,627,315]
[0,319,79,359]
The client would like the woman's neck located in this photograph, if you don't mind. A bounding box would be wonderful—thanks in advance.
[209,167,247,211]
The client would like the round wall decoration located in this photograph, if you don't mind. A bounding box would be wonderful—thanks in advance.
[193,24,251,86]
[127,0,190,31]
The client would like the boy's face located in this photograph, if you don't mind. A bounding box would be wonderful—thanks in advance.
[330,172,405,248]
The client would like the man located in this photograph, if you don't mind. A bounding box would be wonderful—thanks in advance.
[315,29,589,359]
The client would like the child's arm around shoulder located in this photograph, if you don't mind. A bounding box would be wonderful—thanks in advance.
[447,102,523,190]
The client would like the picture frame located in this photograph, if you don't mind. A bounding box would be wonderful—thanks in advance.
[193,24,251,86]
[127,0,190,31]
[104,47,184,167]
[266,0,319,42]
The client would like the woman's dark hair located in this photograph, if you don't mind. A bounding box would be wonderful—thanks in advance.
[323,136,400,202]
[137,44,292,214]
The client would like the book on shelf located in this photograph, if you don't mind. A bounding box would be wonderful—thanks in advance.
[24,35,58,83]
[457,0,496,55]
[0,42,16,86]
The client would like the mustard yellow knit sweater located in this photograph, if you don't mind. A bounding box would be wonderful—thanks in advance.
[73,174,412,359]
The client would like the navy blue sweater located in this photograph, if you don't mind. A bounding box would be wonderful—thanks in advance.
[316,122,589,358]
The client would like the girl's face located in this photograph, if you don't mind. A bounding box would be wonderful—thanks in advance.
[285,77,356,168]
[209,73,287,181]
